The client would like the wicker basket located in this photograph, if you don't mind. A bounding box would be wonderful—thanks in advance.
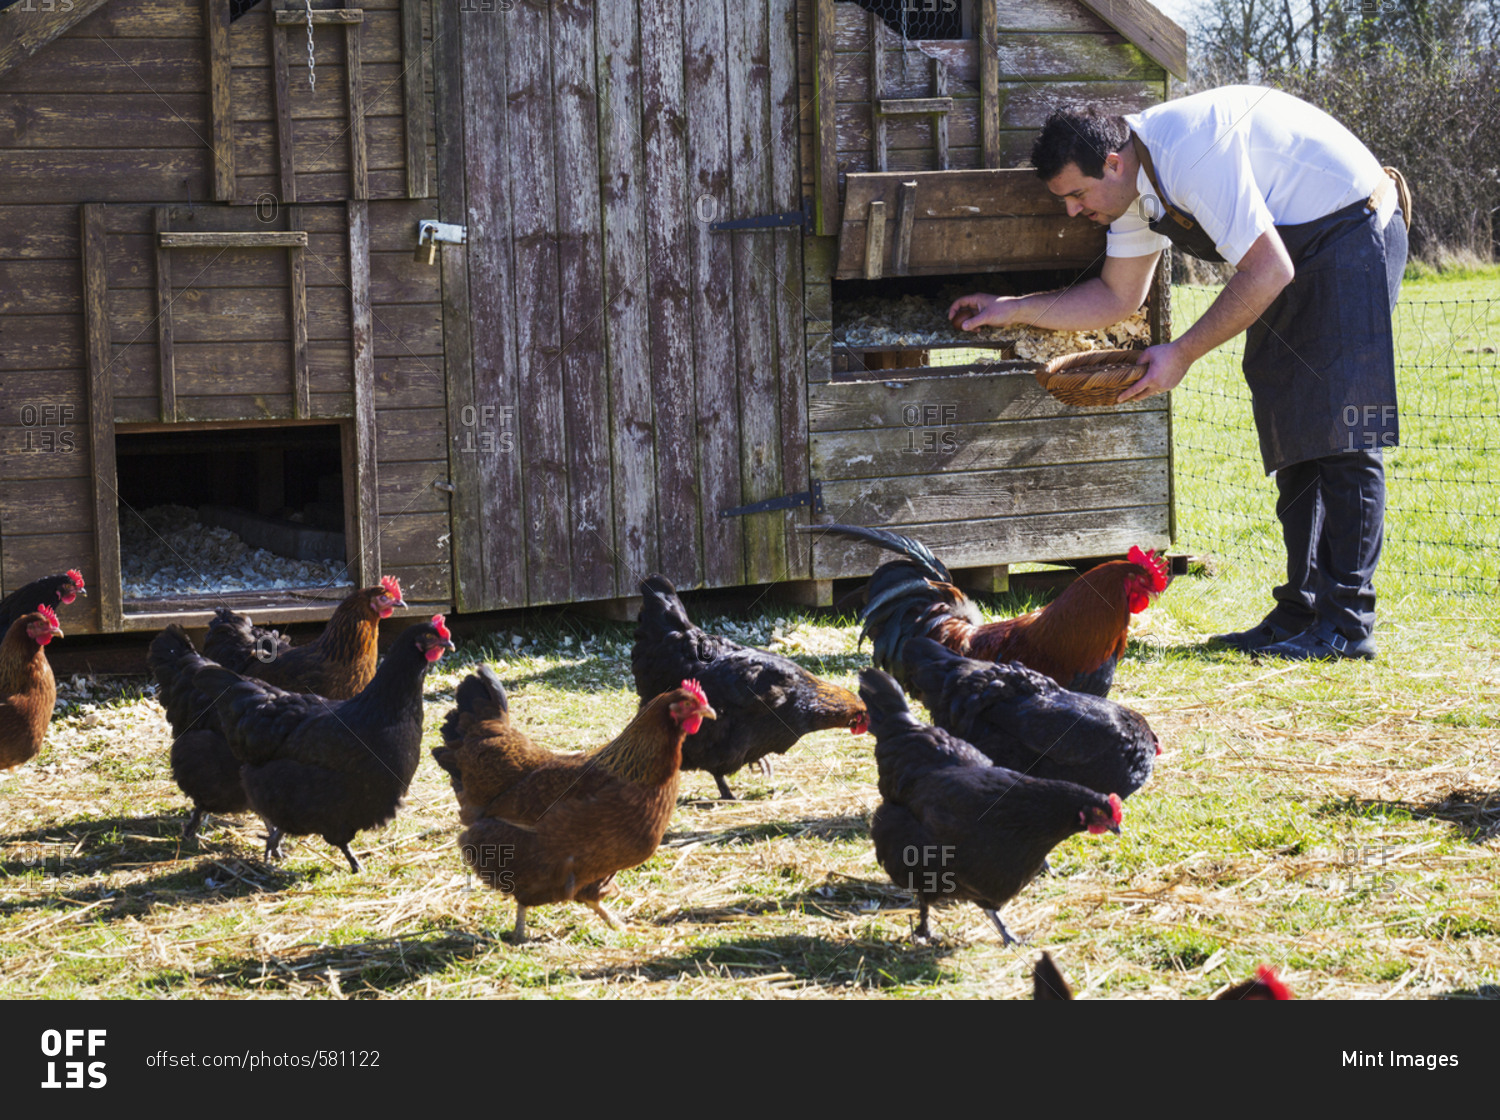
[1035,348,1148,407]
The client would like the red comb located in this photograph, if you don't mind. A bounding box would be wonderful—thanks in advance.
[1108,793,1123,824]
[431,613,450,641]
[1256,966,1293,1000]
[67,569,85,589]
[381,575,403,601]
[681,679,709,707]
[1127,545,1170,592]
[36,603,60,629]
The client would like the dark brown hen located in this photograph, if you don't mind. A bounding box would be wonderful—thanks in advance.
[0,606,63,772]
[631,574,866,799]
[190,616,453,871]
[862,668,1121,944]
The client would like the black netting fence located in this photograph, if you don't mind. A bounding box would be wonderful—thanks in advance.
[1173,286,1500,594]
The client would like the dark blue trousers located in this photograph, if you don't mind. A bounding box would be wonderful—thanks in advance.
[1266,450,1385,640]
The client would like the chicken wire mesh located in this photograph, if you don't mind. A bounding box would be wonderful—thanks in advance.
[1172,286,1500,595]
[852,0,969,41]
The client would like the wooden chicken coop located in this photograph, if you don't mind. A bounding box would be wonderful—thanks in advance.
[0,0,1184,636]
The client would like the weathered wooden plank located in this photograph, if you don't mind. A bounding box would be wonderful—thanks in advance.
[0,259,83,315]
[812,411,1169,481]
[837,204,1106,277]
[862,200,886,281]
[879,97,953,116]
[65,0,205,39]
[595,0,657,592]
[0,150,212,206]
[813,0,838,235]
[0,377,89,482]
[158,231,308,248]
[369,298,444,357]
[841,167,1070,219]
[934,59,949,170]
[869,8,886,173]
[0,315,87,373]
[770,0,811,580]
[0,94,208,150]
[153,209,176,423]
[811,504,1171,577]
[368,250,443,305]
[830,0,1113,45]
[401,0,429,198]
[551,0,614,603]
[0,38,205,96]
[274,9,366,25]
[206,0,236,201]
[892,178,917,275]
[289,234,311,420]
[377,459,452,516]
[81,205,121,632]
[432,0,481,609]
[347,200,379,588]
[683,0,742,589]
[0,476,95,536]
[377,510,449,569]
[345,21,370,200]
[374,406,448,463]
[371,354,443,408]
[0,0,113,81]
[809,369,1163,431]
[819,459,1168,526]
[0,205,81,260]
[270,5,298,203]
[237,167,408,204]
[236,7,404,68]
[640,0,700,588]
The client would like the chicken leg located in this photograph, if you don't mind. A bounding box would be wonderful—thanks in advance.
[982,907,1022,947]
[183,807,204,839]
[512,903,528,943]
[584,899,623,930]
[337,842,362,873]
[263,824,285,861]
[713,774,736,800]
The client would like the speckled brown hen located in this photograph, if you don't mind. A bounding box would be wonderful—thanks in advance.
[0,605,63,772]
[433,665,714,941]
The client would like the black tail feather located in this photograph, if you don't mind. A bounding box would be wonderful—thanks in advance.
[442,664,508,746]
[804,523,953,583]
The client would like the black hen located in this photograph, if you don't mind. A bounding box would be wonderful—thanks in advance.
[188,616,454,871]
[0,569,85,632]
[862,668,1121,944]
[901,637,1159,798]
[149,624,254,838]
[631,574,867,799]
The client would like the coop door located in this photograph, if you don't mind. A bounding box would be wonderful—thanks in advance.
[80,201,381,629]
[206,0,431,204]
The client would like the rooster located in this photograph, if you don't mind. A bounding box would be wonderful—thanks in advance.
[0,569,85,632]
[813,525,1169,697]
[631,574,867,799]
[901,638,1159,798]
[203,576,405,700]
[0,605,64,771]
[862,668,1121,944]
[1033,952,1294,1000]
[184,615,453,871]
[433,665,714,940]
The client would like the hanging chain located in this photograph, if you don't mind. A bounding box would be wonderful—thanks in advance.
[305,0,317,92]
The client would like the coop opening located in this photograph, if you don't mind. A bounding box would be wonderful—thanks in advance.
[831,265,1152,378]
[114,425,352,609]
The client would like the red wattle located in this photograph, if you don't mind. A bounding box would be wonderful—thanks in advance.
[682,715,703,735]
[424,646,444,662]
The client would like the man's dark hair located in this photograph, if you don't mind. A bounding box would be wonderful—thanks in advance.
[1031,109,1130,181]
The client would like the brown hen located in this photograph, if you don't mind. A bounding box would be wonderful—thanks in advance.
[0,605,63,771]
[433,665,714,940]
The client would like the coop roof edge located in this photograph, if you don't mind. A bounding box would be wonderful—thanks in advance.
[1072,0,1187,80]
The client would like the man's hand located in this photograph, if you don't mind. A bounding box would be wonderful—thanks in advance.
[1117,341,1192,402]
[947,293,1015,331]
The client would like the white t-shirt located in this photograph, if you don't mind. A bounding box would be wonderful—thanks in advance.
[1107,86,1396,266]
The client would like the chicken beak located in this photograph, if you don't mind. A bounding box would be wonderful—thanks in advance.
[699,703,718,721]
[442,638,456,651]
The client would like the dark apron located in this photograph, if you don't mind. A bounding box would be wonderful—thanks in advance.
[1140,157,1403,473]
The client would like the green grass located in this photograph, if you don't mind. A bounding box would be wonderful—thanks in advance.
[0,273,1497,999]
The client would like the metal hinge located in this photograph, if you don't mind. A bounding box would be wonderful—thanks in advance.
[710,198,813,235]
[719,480,824,519]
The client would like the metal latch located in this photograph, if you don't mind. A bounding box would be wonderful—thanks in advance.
[414,220,468,265]
[710,198,814,235]
[719,480,824,518]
